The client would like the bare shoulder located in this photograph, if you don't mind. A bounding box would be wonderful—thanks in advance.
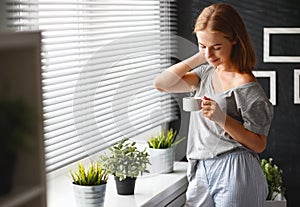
[235,72,256,85]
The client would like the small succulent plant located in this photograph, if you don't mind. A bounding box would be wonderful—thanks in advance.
[261,158,285,200]
[70,162,108,186]
[99,138,150,181]
[147,128,185,149]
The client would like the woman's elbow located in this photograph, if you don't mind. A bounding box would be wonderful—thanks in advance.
[255,145,266,154]
[254,135,267,153]
[153,82,165,92]
[153,77,166,92]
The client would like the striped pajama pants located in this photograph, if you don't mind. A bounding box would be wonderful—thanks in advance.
[184,149,268,207]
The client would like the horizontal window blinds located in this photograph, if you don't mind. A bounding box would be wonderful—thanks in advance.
[5,0,178,173]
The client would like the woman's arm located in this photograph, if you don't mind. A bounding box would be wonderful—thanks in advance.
[154,52,206,93]
[201,96,267,153]
[222,115,267,153]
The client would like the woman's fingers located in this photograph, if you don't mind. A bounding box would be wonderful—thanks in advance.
[201,98,214,118]
[201,96,226,126]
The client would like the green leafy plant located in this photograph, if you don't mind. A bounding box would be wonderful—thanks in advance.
[261,158,285,200]
[70,162,109,186]
[99,138,150,181]
[0,96,34,154]
[147,128,185,149]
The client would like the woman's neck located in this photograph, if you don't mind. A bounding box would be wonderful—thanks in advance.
[215,63,238,73]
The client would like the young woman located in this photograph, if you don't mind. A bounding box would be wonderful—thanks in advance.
[154,3,273,207]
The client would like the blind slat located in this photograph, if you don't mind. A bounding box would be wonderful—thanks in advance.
[7,0,160,5]
[43,55,160,78]
[44,90,162,131]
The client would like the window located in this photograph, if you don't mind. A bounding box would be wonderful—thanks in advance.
[5,0,178,173]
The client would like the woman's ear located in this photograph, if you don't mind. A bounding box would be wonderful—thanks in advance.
[231,34,238,45]
[232,38,238,45]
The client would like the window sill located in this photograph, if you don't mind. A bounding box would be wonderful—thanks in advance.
[47,161,188,207]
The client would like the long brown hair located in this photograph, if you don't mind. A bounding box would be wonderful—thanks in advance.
[194,4,256,73]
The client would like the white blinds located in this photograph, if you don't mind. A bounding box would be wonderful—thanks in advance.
[5,0,178,173]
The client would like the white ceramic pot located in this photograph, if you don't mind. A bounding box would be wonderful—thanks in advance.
[72,183,106,207]
[149,147,174,174]
[266,194,287,207]
[266,200,287,207]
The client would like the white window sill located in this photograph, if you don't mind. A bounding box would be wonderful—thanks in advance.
[47,161,188,207]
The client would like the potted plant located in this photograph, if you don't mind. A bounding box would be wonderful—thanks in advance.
[99,138,150,195]
[261,158,287,207]
[70,161,109,207]
[0,95,34,195]
[147,128,185,174]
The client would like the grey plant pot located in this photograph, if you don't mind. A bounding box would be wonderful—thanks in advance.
[72,183,106,207]
[149,147,174,174]
[114,176,136,195]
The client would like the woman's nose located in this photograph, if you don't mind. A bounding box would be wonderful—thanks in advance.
[205,47,213,58]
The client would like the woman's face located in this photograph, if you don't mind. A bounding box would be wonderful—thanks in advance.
[196,30,236,68]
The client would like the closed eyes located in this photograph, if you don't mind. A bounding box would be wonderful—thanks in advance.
[199,44,222,51]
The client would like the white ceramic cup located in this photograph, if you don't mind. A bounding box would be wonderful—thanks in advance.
[183,97,202,111]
